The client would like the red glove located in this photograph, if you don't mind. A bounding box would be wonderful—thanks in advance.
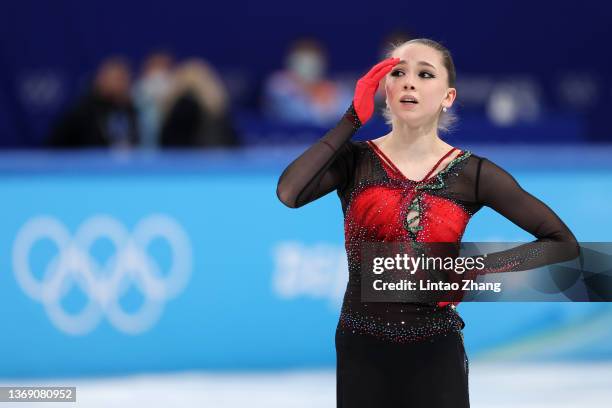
[353,57,400,124]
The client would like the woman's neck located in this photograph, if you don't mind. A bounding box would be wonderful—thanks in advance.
[381,120,452,162]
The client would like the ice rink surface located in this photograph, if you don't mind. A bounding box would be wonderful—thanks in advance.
[2,362,612,407]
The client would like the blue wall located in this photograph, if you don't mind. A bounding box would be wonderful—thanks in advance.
[1,145,612,378]
[1,0,611,146]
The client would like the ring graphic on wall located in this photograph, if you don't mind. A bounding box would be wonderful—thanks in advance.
[12,214,193,335]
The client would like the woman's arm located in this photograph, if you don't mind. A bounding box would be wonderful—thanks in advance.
[438,157,580,307]
[276,106,360,208]
[276,58,400,208]
[472,157,580,274]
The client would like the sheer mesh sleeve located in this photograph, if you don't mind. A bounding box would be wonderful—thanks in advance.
[276,105,360,208]
[468,157,580,276]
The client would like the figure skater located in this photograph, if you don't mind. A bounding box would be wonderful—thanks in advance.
[276,38,579,407]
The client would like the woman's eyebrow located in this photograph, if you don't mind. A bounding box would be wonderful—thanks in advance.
[398,60,437,70]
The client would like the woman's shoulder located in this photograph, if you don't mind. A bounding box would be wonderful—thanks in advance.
[347,137,387,151]
[458,150,487,168]
[458,153,520,190]
[461,153,508,173]
[462,151,483,168]
[442,149,485,184]
[345,139,372,153]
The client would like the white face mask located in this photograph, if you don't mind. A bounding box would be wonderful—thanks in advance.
[287,51,325,83]
[140,71,172,102]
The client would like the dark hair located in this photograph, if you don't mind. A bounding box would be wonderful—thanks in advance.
[382,38,458,133]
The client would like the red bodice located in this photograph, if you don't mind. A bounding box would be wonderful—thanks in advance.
[345,141,472,247]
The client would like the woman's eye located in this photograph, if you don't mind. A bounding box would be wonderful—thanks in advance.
[390,70,434,78]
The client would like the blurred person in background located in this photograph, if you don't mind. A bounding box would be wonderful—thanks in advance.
[132,51,174,149]
[160,58,239,147]
[263,38,352,125]
[48,56,139,149]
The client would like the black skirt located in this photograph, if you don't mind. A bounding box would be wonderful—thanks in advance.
[335,328,470,408]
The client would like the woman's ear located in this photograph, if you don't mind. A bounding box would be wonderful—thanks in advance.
[445,87,457,107]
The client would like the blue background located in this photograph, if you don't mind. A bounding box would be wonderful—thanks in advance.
[1,146,612,378]
[1,0,611,146]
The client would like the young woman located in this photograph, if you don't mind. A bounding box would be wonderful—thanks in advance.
[276,38,579,408]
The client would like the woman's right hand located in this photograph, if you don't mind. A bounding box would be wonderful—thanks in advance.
[352,57,400,124]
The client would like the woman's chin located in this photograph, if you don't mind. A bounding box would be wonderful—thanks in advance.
[394,111,424,124]
[391,106,422,117]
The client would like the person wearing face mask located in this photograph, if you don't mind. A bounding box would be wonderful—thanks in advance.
[276,39,579,407]
[132,52,174,149]
[263,38,351,125]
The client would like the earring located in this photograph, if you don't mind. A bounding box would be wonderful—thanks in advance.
[442,107,448,112]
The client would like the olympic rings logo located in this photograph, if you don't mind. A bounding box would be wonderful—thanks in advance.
[12,215,192,335]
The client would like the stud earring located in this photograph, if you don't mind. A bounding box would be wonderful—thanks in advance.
[442,107,448,112]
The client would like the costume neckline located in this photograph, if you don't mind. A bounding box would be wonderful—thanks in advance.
[366,140,464,183]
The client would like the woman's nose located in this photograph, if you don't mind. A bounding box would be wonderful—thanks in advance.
[403,84,415,90]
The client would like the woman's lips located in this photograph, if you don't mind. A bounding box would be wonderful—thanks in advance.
[399,95,419,104]
[399,100,419,108]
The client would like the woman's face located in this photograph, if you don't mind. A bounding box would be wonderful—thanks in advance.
[385,43,456,128]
